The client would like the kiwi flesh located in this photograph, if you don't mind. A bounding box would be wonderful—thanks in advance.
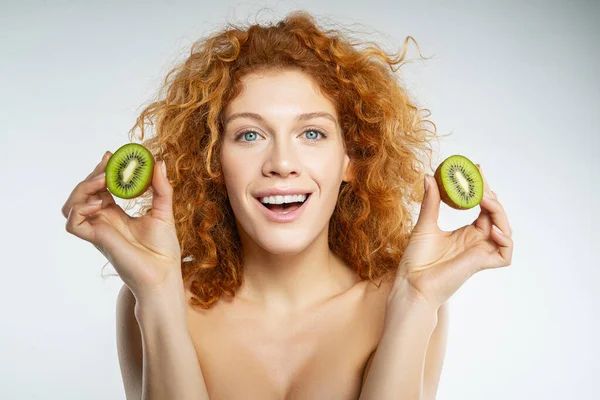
[105,143,154,199]
[433,155,483,210]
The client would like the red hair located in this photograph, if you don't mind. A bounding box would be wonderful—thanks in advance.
[125,10,441,309]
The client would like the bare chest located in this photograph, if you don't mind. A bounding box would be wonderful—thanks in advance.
[185,281,391,400]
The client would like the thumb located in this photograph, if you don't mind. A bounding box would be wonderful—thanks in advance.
[415,174,440,229]
[150,160,174,225]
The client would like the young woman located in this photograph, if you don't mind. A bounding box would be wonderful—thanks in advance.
[62,10,513,400]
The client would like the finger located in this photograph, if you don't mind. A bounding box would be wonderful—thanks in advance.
[86,188,115,209]
[473,164,492,234]
[86,194,102,204]
[85,151,112,180]
[83,173,117,209]
[479,195,513,237]
[61,172,114,218]
[61,152,115,218]
[486,225,514,269]
[65,200,104,243]
[96,188,116,208]
[94,151,117,208]
[93,159,117,208]
[415,174,440,231]
[474,201,492,235]
[150,160,175,225]
[476,164,493,198]
[96,190,115,208]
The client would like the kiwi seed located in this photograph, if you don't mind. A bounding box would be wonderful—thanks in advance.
[105,143,154,199]
[433,155,483,210]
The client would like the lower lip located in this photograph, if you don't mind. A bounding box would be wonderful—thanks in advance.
[254,194,312,223]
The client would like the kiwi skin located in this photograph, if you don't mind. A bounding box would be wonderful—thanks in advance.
[105,143,155,199]
[433,155,483,210]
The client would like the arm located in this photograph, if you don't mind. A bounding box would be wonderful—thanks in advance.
[116,283,210,400]
[116,284,143,399]
[358,281,440,400]
[423,301,449,400]
[360,301,449,400]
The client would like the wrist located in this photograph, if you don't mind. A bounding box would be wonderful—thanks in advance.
[133,279,188,323]
[387,276,439,321]
[133,270,185,301]
[384,295,439,335]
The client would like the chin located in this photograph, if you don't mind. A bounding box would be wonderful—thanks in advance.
[254,232,314,255]
[233,207,329,255]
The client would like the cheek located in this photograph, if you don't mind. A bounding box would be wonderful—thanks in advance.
[221,146,250,178]
[220,151,251,200]
[307,153,345,183]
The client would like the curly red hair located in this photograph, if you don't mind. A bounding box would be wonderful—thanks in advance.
[124,10,442,309]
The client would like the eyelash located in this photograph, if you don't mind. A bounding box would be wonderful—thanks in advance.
[234,127,329,143]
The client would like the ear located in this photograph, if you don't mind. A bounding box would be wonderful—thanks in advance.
[342,153,353,183]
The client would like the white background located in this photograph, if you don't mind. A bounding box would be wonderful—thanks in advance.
[1,0,598,399]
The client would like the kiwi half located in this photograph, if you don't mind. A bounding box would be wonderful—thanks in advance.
[105,143,154,199]
[433,155,483,210]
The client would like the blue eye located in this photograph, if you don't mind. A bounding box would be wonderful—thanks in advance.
[234,128,328,142]
[242,131,258,141]
[304,130,322,140]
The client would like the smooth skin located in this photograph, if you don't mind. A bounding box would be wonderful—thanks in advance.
[62,68,512,399]
[358,161,512,398]
[63,153,210,399]
[62,152,182,300]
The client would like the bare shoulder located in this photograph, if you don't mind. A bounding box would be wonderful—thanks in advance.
[355,270,396,337]
[357,271,395,388]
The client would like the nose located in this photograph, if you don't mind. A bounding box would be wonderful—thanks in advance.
[261,137,302,178]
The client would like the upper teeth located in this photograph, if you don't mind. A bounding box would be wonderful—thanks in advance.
[260,194,308,204]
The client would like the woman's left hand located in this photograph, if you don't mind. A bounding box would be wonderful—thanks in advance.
[391,164,514,311]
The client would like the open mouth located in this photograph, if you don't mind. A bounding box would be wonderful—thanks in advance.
[256,193,312,214]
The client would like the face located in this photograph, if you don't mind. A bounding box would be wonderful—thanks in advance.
[220,69,351,255]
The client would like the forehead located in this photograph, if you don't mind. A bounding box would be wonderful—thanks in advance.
[225,69,337,116]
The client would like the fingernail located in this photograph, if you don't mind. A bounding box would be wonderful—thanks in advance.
[87,198,103,204]
[91,172,105,180]
[492,225,503,235]
[103,151,110,160]
[424,175,430,193]
[161,160,167,178]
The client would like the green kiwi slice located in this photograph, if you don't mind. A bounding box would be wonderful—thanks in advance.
[433,155,483,210]
[105,143,154,199]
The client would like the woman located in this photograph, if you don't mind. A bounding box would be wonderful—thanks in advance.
[62,10,513,400]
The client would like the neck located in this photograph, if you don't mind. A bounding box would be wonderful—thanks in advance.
[236,226,359,316]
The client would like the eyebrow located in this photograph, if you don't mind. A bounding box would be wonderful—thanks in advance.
[223,111,338,127]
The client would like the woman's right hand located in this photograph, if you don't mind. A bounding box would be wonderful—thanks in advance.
[62,151,183,301]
